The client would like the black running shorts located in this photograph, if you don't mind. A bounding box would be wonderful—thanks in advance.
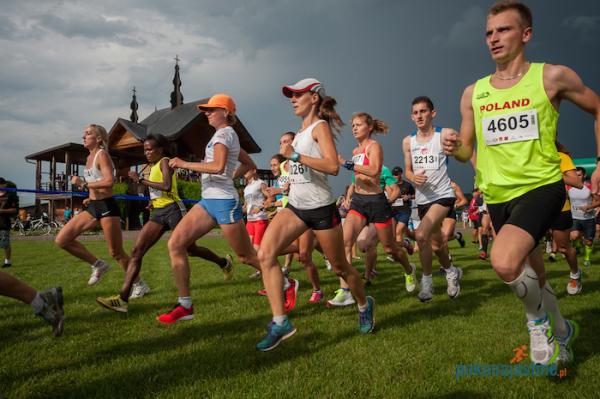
[86,197,121,220]
[487,180,566,242]
[286,202,341,231]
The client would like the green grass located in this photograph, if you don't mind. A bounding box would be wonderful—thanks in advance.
[1,233,599,398]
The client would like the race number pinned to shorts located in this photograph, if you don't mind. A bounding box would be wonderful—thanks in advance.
[288,161,311,184]
[482,109,539,146]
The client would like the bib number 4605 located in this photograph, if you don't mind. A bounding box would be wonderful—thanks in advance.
[486,114,530,133]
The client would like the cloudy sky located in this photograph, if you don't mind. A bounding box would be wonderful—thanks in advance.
[1,0,599,205]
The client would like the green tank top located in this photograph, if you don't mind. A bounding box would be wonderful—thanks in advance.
[472,62,561,204]
[148,158,180,208]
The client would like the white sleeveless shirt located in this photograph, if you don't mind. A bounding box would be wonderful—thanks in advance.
[288,120,334,210]
[409,127,455,205]
[244,178,268,221]
[83,149,113,183]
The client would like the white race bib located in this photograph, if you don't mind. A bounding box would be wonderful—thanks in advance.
[392,198,404,207]
[412,153,439,171]
[352,153,366,166]
[149,187,161,200]
[482,109,539,146]
[288,161,311,184]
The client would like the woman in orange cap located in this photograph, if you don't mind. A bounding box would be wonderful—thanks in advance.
[158,93,297,324]
[255,78,375,351]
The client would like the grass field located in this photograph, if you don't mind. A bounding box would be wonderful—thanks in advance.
[1,232,599,398]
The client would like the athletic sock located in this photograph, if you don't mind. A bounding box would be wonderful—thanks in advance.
[541,281,568,338]
[178,296,192,309]
[569,269,581,280]
[506,264,545,321]
[30,292,44,313]
[4,259,10,265]
[273,315,287,326]
[422,274,433,284]
[584,243,592,261]
[358,302,368,312]
[283,278,291,291]
[481,234,489,253]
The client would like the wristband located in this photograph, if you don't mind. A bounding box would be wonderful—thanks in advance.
[290,152,300,162]
[343,161,355,171]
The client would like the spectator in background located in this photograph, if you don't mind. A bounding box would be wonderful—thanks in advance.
[0,177,19,268]
[63,206,73,223]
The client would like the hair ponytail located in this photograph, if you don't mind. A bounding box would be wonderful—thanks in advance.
[318,96,344,134]
[351,112,389,135]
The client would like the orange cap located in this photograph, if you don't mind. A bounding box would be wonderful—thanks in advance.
[197,93,236,114]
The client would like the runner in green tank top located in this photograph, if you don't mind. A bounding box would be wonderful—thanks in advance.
[443,1,600,368]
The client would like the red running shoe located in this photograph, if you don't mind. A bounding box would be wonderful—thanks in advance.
[257,289,267,296]
[478,251,488,260]
[157,304,194,324]
[284,278,299,313]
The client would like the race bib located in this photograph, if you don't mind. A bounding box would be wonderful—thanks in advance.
[482,109,539,146]
[412,154,439,171]
[352,153,366,166]
[149,187,161,200]
[288,161,311,184]
[392,198,404,207]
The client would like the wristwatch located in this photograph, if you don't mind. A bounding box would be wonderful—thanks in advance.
[290,152,300,162]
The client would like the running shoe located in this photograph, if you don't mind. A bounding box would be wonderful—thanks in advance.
[405,263,417,293]
[417,278,434,302]
[2,262,11,268]
[556,319,580,367]
[566,272,582,295]
[130,280,150,299]
[437,267,446,276]
[88,259,111,286]
[308,290,324,303]
[358,296,375,334]
[281,266,289,277]
[326,288,356,307]
[446,267,463,299]
[284,278,299,313]
[548,252,557,262]
[478,252,488,261]
[256,319,296,351]
[257,288,267,296]
[386,255,395,263]
[583,260,591,268]
[157,304,194,324]
[96,295,128,313]
[456,232,466,248]
[36,287,64,337]
[222,254,234,281]
[403,238,415,255]
[248,270,262,279]
[369,269,378,277]
[527,315,559,365]
[352,256,362,261]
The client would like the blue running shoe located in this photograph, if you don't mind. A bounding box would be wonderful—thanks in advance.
[256,319,296,351]
[358,296,375,334]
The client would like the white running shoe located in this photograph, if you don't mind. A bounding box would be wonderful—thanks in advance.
[417,277,434,302]
[386,255,395,263]
[130,280,151,299]
[248,270,262,279]
[88,260,111,286]
[557,319,579,367]
[405,263,417,293]
[527,315,559,365]
[326,289,356,307]
[446,267,463,299]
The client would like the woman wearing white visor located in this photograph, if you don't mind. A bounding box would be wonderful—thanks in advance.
[256,79,375,351]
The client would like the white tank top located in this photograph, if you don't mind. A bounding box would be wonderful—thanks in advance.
[244,178,268,221]
[83,149,113,183]
[409,127,455,205]
[288,119,334,210]
[569,183,594,220]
